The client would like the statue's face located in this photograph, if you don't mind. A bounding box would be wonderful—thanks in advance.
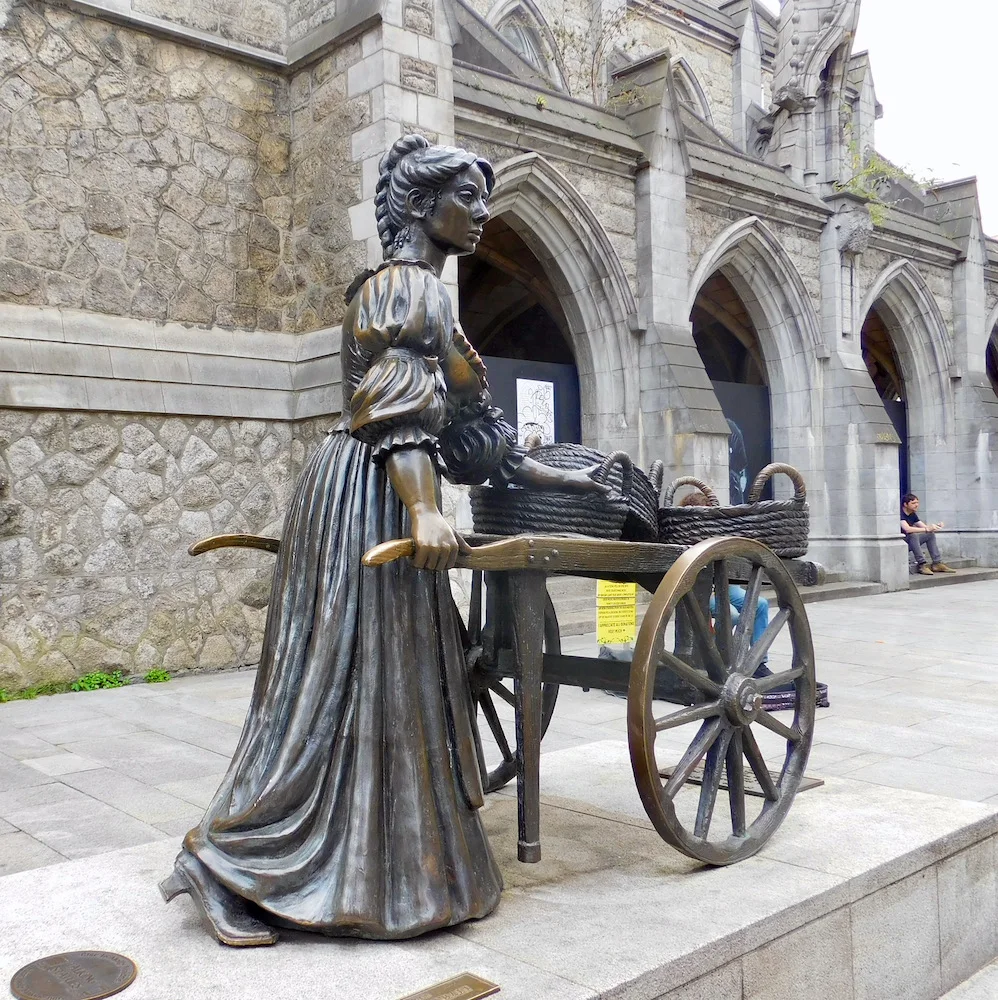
[420,163,491,256]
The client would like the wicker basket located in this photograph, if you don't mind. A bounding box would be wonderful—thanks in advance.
[657,463,810,558]
[520,444,660,541]
[470,450,634,540]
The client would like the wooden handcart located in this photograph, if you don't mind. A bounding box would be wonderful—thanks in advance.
[192,531,818,868]
[363,532,818,867]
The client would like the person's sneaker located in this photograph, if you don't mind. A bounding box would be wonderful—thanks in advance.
[931,563,956,573]
[753,663,773,679]
[917,565,934,576]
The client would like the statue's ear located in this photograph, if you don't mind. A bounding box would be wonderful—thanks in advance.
[405,187,430,220]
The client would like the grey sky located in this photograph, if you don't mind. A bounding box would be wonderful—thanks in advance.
[757,0,998,236]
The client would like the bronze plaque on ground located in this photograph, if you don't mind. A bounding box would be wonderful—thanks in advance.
[397,972,500,1000]
[10,951,137,1000]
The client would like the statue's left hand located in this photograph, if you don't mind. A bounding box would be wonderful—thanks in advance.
[512,455,611,495]
[558,465,612,495]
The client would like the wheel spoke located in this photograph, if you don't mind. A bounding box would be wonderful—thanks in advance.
[478,690,514,762]
[681,594,728,684]
[663,719,723,799]
[732,565,763,669]
[659,650,721,696]
[742,728,780,802]
[694,729,732,838]
[467,570,483,645]
[654,700,722,732]
[712,560,731,665]
[740,608,790,677]
[755,709,801,743]
[756,667,803,693]
[488,680,515,708]
[726,731,746,835]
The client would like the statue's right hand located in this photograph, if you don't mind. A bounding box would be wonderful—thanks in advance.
[410,507,468,571]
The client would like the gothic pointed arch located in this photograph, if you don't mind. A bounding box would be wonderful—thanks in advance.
[486,152,640,449]
[486,0,566,91]
[670,56,713,125]
[856,259,953,404]
[689,216,824,361]
[984,300,998,396]
[688,215,823,494]
[858,258,955,505]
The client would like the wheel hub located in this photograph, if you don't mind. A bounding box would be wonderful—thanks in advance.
[722,674,762,726]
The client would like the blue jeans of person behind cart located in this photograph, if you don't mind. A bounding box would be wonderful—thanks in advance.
[904,531,941,567]
[708,585,769,665]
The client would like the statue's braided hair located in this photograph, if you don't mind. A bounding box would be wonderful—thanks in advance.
[373,133,495,260]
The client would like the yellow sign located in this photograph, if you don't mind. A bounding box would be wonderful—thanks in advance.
[596,580,637,645]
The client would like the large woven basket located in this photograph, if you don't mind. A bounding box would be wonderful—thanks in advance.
[470,449,634,540]
[657,463,810,558]
[527,444,661,541]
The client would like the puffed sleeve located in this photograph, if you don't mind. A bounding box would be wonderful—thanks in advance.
[348,265,451,462]
[437,326,526,486]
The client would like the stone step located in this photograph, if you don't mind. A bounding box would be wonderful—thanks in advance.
[908,567,998,590]
[905,556,979,572]
[772,580,889,604]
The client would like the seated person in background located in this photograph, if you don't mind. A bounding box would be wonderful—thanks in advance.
[679,491,773,679]
[901,493,954,575]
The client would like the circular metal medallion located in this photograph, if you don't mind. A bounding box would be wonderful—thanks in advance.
[10,951,137,1000]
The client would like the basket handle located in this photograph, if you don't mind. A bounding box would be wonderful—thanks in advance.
[747,463,807,504]
[648,460,664,493]
[662,476,720,507]
[592,450,633,499]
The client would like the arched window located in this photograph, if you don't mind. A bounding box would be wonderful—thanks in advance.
[490,0,566,91]
[498,15,545,70]
[671,56,713,124]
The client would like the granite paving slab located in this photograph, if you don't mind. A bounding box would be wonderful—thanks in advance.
[0,730,60,760]
[59,768,211,826]
[0,832,65,877]
[0,781,170,860]
[22,752,105,776]
[942,960,998,999]
[57,731,232,784]
[0,752,57,792]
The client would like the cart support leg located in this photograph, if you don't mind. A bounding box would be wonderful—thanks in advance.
[510,570,546,863]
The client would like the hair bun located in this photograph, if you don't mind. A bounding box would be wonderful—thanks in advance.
[378,134,430,176]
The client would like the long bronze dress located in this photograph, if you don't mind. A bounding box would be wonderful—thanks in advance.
[184,260,517,939]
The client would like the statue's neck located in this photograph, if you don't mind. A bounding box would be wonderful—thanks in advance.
[393,227,447,276]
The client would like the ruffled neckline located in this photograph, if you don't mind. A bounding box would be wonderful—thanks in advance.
[377,258,437,275]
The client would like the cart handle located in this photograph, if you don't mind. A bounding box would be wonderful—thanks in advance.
[188,533,281,556]
[363,535,587,571]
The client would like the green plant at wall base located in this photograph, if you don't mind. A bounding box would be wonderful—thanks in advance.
[144,668,171,684]
[71,670,126,692]
[0,681,76,702]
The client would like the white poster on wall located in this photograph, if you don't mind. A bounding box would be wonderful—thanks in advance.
[515,378,556,448]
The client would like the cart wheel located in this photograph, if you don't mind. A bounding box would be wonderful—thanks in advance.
[466,571,560,793]
[628,537,815,865]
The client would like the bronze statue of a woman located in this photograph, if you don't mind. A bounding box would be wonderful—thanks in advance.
[159,135,604,945]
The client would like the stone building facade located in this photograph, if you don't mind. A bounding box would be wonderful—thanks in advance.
[1,0,996,690]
